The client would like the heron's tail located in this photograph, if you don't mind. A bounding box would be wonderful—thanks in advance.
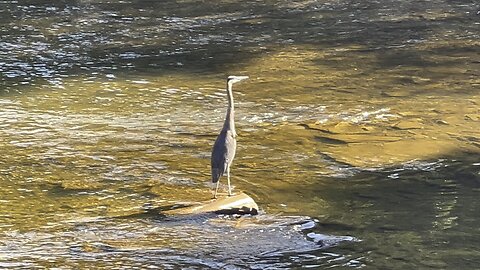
[211,168,222,183]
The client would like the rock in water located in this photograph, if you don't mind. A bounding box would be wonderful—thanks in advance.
[164,193,259,215]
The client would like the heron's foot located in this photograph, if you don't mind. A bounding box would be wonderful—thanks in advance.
[212,191,234,198]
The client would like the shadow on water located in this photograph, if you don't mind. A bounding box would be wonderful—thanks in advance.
[289,150,480,268]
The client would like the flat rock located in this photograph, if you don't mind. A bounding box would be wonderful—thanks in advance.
[164,192,259,215]
[323,137,462,168]
[392,118,424,130]
[303,121,374,134]
[315,133,402,144]
[465,114,479,121]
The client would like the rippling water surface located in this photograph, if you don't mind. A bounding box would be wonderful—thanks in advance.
[0,0,479,269]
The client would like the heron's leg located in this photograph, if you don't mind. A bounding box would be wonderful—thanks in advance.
[227,167,232,196]
[213,181,220,199]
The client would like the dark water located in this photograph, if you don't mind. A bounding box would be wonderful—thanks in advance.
[0,0,479,269]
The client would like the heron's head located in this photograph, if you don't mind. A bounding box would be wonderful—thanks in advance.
[227,75,249,85]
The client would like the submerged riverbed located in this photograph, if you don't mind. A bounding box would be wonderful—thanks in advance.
[0,0,479,269]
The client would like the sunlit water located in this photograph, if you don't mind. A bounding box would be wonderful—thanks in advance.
[0,0,479,269]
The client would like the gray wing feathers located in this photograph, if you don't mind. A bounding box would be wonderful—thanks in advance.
[211,130,236,183]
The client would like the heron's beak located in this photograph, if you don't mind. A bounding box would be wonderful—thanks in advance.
[236,76,249,81]
[228,75,249,83]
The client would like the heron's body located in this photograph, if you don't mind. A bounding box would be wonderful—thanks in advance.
[211,129,236,183]
[211,75,248,198]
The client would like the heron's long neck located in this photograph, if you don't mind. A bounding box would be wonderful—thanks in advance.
[223,82,235,134]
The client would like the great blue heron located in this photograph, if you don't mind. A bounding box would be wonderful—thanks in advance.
[211,75,249,199]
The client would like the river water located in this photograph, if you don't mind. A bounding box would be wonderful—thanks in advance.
[0,0,479,269]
